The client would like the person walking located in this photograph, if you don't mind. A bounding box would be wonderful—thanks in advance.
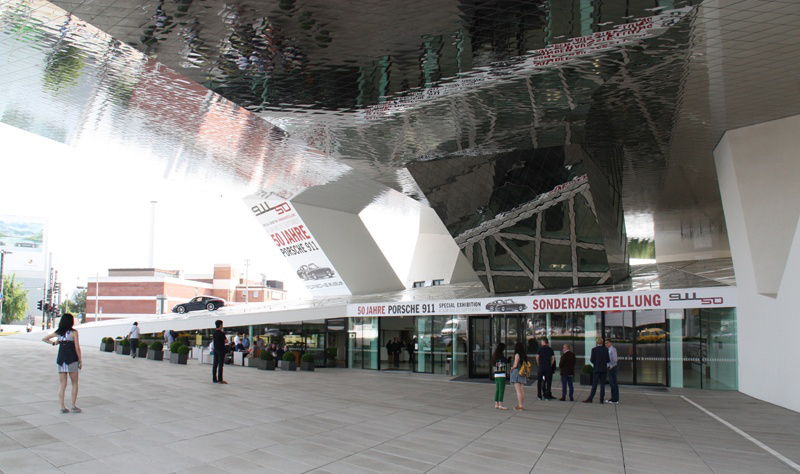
[128,322,140,359]
[491,343,509,410]
[234,333,242,351]
[559,344,576,401]
[42,313,82,413]
[212,320,228,384]
[605,340,620,404]
[535,338,555,400]
[509,341,530,410]
[583,338,610,403]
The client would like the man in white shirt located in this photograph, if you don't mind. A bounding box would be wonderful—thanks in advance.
[605,340,619,404]
[128,322,141,359]
[233,334,241,351]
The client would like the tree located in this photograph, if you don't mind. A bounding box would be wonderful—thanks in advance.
[60,288,86,315]
[1,273,28,324]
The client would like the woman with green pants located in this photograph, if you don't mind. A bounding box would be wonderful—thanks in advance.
[492,343,509,410]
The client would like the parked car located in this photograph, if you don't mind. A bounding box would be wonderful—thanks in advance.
[485,299,527,312]
[172,296,225,314]
[297,263,335,280]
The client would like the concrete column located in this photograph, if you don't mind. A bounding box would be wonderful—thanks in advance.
[715,114,800,412]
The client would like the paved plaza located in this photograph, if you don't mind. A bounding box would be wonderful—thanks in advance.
[0,338,798,474]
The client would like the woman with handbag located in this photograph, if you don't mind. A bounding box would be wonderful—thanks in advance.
[491,343,509,410]
[509,341,529,410]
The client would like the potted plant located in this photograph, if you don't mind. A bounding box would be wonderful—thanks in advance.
[115,338,131,355]
[251,351,276,370]
[170,344,189,364]
[279,351,296,371]
[137,341,148,358]
[300,352,316,371]
[580,364,593,386]
[100,337,114,352]
[147,341,164,361]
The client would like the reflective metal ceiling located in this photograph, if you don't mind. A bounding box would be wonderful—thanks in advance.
[2,0,800,270]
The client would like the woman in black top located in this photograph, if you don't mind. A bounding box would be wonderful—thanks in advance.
[42,313,82,413]
[491,343,509,410]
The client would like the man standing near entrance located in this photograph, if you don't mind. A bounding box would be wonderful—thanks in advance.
[536,338,555,400]
[583,338,610,403]
[128,322,140,359]
[559,344,576,401]
[212,320,228,384]
[606,340,620,404]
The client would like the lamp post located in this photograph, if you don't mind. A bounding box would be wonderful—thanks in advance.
[0,250,12,323]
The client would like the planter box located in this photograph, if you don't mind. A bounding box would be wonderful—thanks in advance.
[170,352,188,365]
[261,359,276,371]
[100,342,114,352]
[201,350,213,365]
[115,344,131,355]
[233,352,245,366]
[278,360,296,371]
[164,349,171,361]
[300,361,315,372]
[147,349,164,361]
[137,347,148,358]
[247,357,261,368]
[579,373,592,386]
[250,358,276,370]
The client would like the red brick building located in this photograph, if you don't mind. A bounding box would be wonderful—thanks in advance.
[86,264,285,319]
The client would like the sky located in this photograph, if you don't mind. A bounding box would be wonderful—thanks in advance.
[0,122,310,299]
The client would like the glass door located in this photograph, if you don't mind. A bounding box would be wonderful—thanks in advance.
[634,310,667,385]
[415,316,433,373]
[469,316,492,378]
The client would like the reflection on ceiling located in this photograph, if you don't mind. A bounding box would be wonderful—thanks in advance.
[2,0,800,293]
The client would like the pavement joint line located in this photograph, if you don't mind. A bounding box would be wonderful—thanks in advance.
[529,396,580,473]
[681,395,800,473]
[647,390,715,473]
[613,403,626,474]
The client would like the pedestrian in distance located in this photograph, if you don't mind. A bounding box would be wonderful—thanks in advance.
[606,339,620,404]
[128,321,140,359]
[212,320,228,384]
[491,343,509,410]
[536,338,555,400]
[583,338,610,403]
[42,313,82,414]
[559,344,576,401]
[510,341,531,410]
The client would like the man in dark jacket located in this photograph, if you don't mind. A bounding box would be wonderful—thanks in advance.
[583,338,610,403]
[212,320,228,384]
[536,338,555,400]
[559,344,576,401]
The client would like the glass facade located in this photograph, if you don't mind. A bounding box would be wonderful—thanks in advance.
[464,308,736,390]
[337,306,736,390]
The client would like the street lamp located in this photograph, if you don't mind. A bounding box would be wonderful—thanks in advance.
[0,250,12,323]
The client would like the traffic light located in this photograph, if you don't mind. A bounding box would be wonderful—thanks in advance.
[37,300,43,310]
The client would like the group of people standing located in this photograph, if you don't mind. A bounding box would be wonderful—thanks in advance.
[491,337,619,410]
[385,337,414,368]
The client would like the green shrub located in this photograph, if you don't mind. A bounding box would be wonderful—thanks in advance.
[581,364,593,375]
[176,345,190,355]
[301,353,315,362]
[102,337,112,343]
[260,351,274,361]
[169,341,183,353]
[282,352,296,362]
[120,338,130,347]
[138,341,148,349]
[178,336,190,347]
[150,341,163,351]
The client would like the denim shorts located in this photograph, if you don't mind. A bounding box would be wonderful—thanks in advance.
[509,368,527,385]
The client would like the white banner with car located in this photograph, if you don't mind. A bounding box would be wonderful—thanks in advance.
[347,287,736,317]
[245,191,351,296]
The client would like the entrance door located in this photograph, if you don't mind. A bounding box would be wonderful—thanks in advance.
[634,310,667,385]
[469,317,492,378]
